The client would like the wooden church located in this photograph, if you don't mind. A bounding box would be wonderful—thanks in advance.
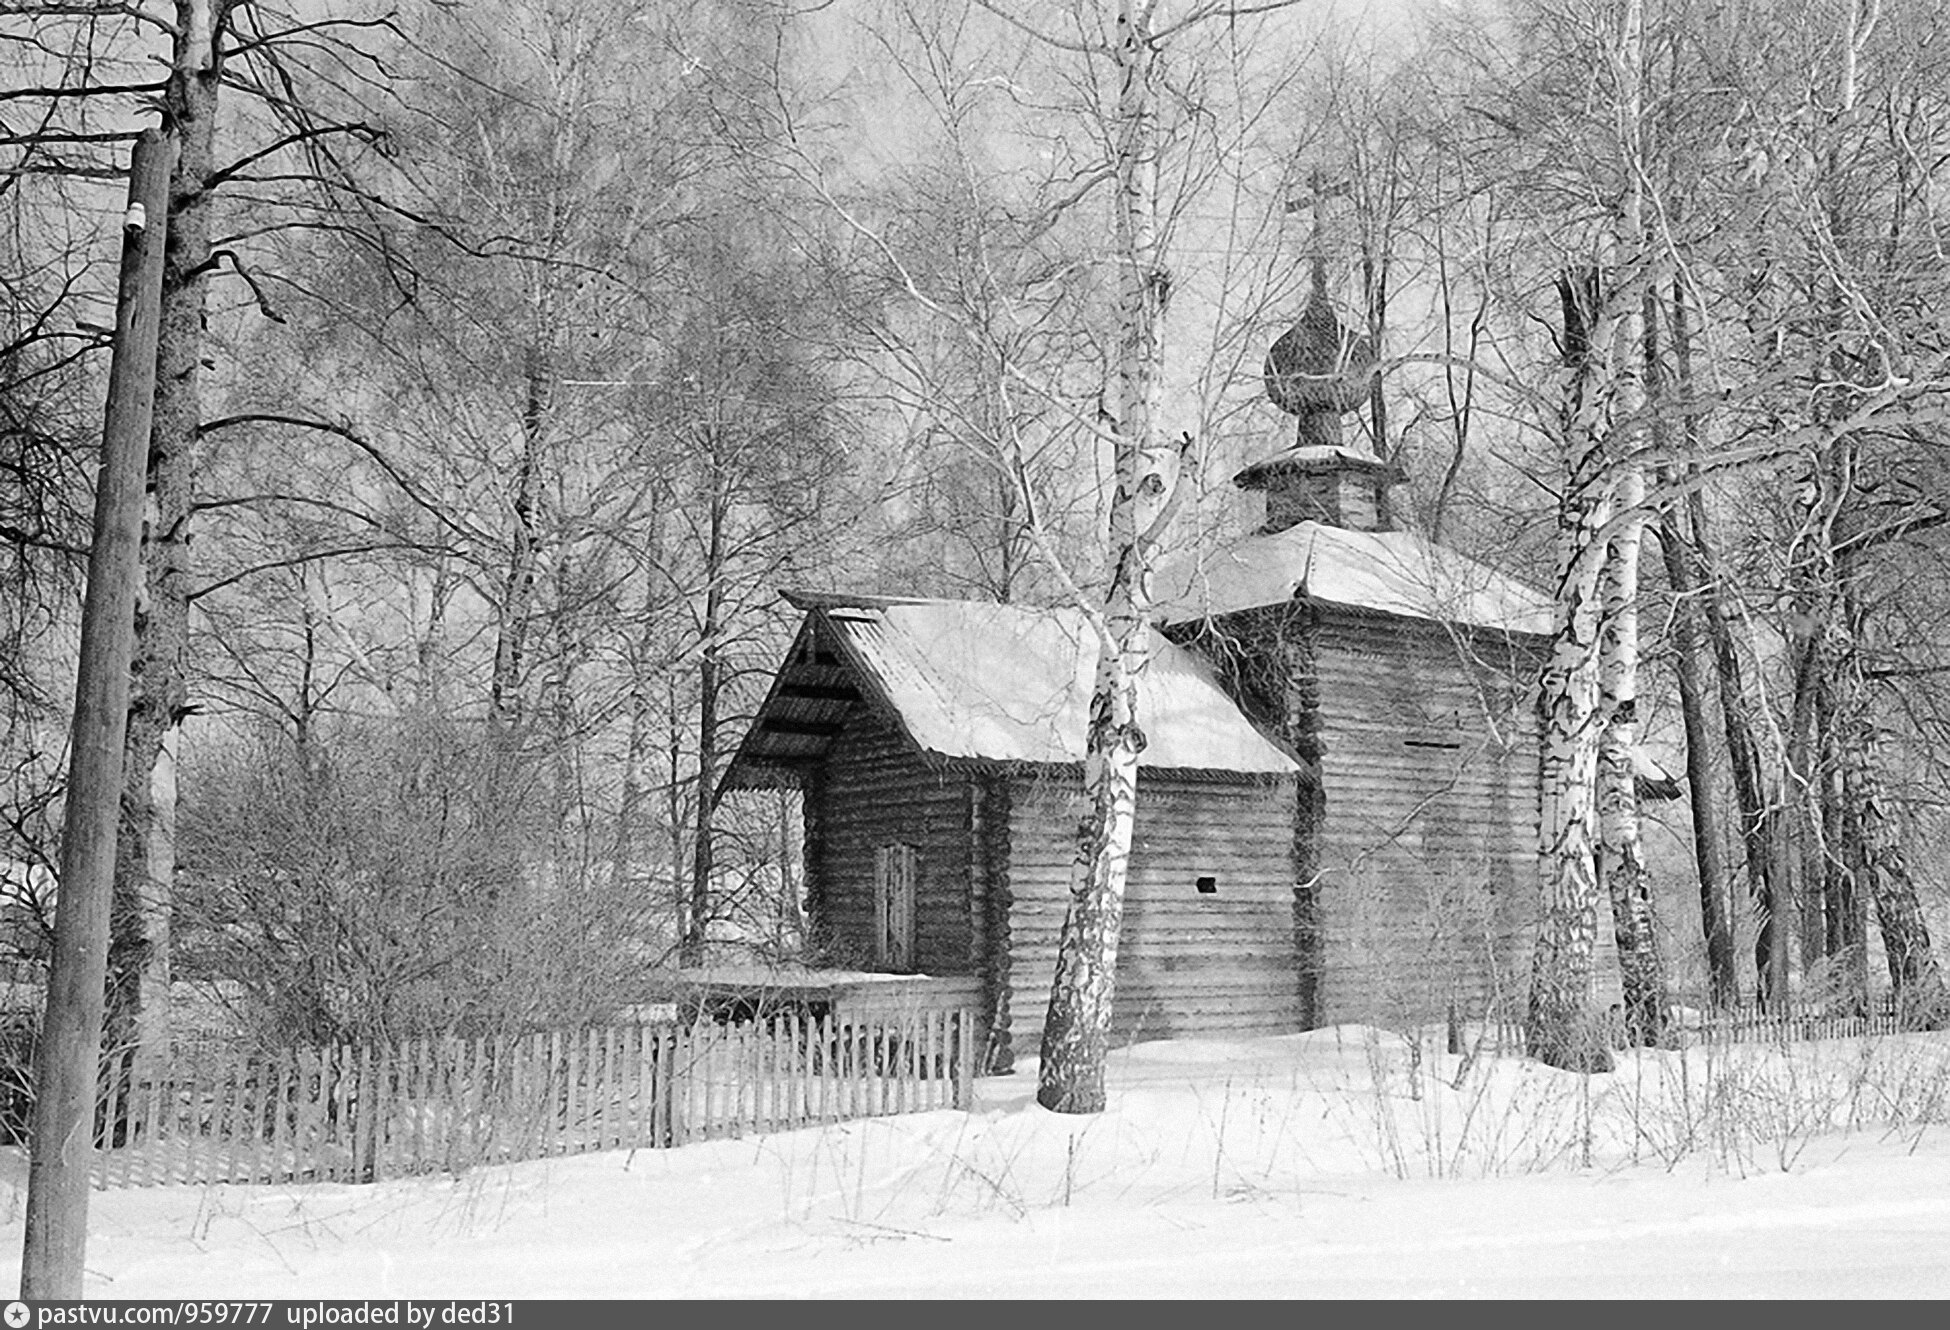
[724,266,1562,1069]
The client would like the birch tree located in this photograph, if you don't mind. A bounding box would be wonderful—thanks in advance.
[1591,0,1666,1048]
[1451,0,1675,1068]
[961,0,1302,1115]
[790,0,1307,1108]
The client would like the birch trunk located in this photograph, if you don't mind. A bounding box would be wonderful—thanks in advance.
[1595,0,1667,1048]
[487,345,550,731]
[114,0,228,1058]
[1036,0,1173,1114]
[1525,267,1616,1074]
[1596,456,1666,1047]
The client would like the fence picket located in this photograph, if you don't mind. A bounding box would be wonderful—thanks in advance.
[426,1037,443,1168]
[424,1039,445,1175]
[662,1025,680,1148]
[101,1055,123,1190]
[754,1022,766,1134]
[405,1038,425,1174]
[137,1057,163,1187]
[647,1021,663,1146]
[598,1026,616,1151]
[153,1060,175,1186]
[415,1041,435,1176]
[784,1018,796,1128]
[92,1051,119,1189]
[239,1049,259,1182]
[240,1054,263,1186]
[746,1024,760,1136]
[213,1051,238,1185]
[853,1021,866,1119]
[689,1023,704,1147]
[819,1015,833,1123]
[332,1045,355,1181]
[585,1026,602,1152]
[955,1006,971,1099]
[562,1029,583,1156]
[452,1036,475,1173]
[377,1042,399,1183]
[927,1010,940,1110]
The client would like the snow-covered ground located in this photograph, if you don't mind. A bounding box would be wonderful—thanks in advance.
[2,1025,1947,1298]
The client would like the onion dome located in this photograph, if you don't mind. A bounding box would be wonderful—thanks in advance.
[1263,258,1378,418]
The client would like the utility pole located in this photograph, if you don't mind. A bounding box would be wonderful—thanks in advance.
[21,127,173,1301]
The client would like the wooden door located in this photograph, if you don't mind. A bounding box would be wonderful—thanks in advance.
[873,844,917,972]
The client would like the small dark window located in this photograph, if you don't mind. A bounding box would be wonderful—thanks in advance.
[1195,875,1218,895]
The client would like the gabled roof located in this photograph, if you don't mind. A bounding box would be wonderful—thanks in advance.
[726,594,1298,787]
[1153,521,1554,636]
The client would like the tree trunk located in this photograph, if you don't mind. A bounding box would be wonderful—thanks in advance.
[1830,571,1947,1026]
[113,1,229,1060]
[487,344,550,731]
[1525,267,1616,1074]
[1784,448,1851,1007]
[1590,179,1666,1044]
[611,669,653,892]
[1651,283,1735,1008]
[1656,507,1735,1006]
[685,487,727,967]
[1669,279,1782,1008]
[1037,1,1174,1114]
[1597,456,1667,1047]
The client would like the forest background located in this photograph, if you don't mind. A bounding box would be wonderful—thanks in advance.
[3,0,1948,1065]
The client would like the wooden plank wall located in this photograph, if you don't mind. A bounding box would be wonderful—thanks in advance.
[1310,610,1575,1029]
[812,711,975,974]
[1002,770,1303,1051]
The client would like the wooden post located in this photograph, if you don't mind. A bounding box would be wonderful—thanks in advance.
[21,128,174,1299]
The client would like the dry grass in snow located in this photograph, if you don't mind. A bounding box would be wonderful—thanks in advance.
[1,1025,1947,1297]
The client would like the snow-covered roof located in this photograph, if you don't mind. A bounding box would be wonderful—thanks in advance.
[1153,522,1554,636]
[1233,444,1398,484]
[728,595,1297,780]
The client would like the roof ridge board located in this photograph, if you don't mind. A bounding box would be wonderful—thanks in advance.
[780,588,924,612]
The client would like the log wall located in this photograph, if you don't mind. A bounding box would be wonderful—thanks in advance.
[1310,609,1550,1028]
[810,709,975,975]
[1001,770,1303,1051]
